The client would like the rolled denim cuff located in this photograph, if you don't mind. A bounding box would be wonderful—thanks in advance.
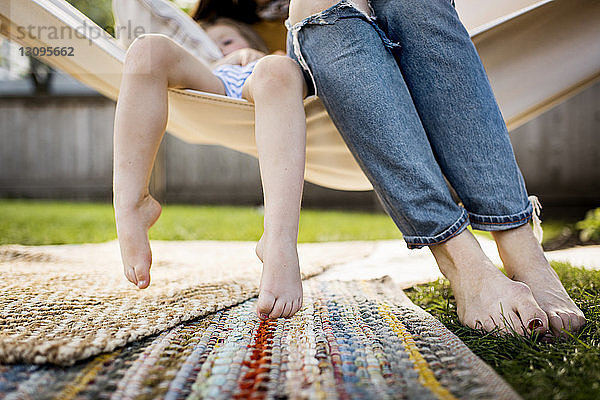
[404,208,470,249]
[468,201,533,231]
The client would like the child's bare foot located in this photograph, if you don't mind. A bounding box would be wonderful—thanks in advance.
[431,230,549,336]
[492,224,586,337]
[255,235,303,320]
[255,235,265,262]
[115,194,162,289]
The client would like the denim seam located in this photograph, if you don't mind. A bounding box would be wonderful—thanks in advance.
[471,215,531,225]
[403,208,470,248]
[427,217,470,246]
[468,201,533,226]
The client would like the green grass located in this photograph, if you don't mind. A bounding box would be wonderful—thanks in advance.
[0,199,577,245]
[541,219,577,244]
[471,218,574,246]
[405,262,600,400]
[0,199,401,245]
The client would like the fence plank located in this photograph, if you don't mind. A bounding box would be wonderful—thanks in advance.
[1,80,598,209]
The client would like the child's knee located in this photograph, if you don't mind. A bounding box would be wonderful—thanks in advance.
[124,34,176,75]
[251,55,305,94]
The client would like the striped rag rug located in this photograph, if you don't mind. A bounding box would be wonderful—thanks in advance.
[0,240,374,366]
[0,278,521,400]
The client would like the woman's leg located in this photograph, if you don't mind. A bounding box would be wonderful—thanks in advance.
[370,0,584,334]
[491,225,586,336]
[286,0,548,335]
[242,55,308,320]
[114,33,225,289]
[288,0,465,246]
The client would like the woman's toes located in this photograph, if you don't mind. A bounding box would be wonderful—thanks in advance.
[559,313,572,332]
[525,311,548,335]
[559,312,581,333]
[507,312,526,336]
[515,299,548,335]
[256,291,276,320]
[548,312,566,336]
[479,318,497,333]
[577,313,587,329]
[571,312,586,331]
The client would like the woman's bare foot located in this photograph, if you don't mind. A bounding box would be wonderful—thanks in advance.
[255,234,303,320]
[431,229,548,336]
[114,194,162,289]
[492,224,586,337]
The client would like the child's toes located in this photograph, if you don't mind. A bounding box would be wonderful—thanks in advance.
[133,264,151,289]
[269,299,287,319]
[282,302,293,318]
[124,267,137,285]
[257,291,276,320]
[291,299,301,316]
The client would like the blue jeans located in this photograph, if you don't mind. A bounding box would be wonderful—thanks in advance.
[285,0,534,249]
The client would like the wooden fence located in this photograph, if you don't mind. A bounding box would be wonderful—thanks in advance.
[0,93,378,208]
[0,81,598,210]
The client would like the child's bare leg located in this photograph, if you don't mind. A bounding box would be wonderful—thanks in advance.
[242,55,308,319]
[114,34,225,288]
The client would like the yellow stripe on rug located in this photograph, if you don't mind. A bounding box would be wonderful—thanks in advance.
[378,303,457,400]
[359,280,456,400]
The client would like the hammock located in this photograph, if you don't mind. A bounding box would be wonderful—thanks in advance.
[1,0,599,191]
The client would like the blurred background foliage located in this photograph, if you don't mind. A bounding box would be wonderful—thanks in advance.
[64,0,195,37]
[66,0,115,35]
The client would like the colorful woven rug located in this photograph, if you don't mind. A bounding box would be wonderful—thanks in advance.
[0,279,520,399]
[0,240,374,366]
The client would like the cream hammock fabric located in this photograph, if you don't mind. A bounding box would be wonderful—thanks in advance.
[1,0,599,191]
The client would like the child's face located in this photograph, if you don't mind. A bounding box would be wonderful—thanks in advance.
[206,25,251,56]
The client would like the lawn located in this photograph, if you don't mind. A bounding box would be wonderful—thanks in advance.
[0,199,402,245]
[0,199,574,246]
[405,262,600,400]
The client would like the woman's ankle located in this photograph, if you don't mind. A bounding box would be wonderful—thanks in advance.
[491,224,549,277]
[430,230,489,274]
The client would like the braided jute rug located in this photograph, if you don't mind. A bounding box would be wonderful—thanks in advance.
[0,279,520,400]
[0,240,374,366]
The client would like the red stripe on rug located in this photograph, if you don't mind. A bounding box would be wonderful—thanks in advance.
[235,319,276,398]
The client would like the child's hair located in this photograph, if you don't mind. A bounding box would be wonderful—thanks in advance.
[201,17,269,54]
[192,0,261,25]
